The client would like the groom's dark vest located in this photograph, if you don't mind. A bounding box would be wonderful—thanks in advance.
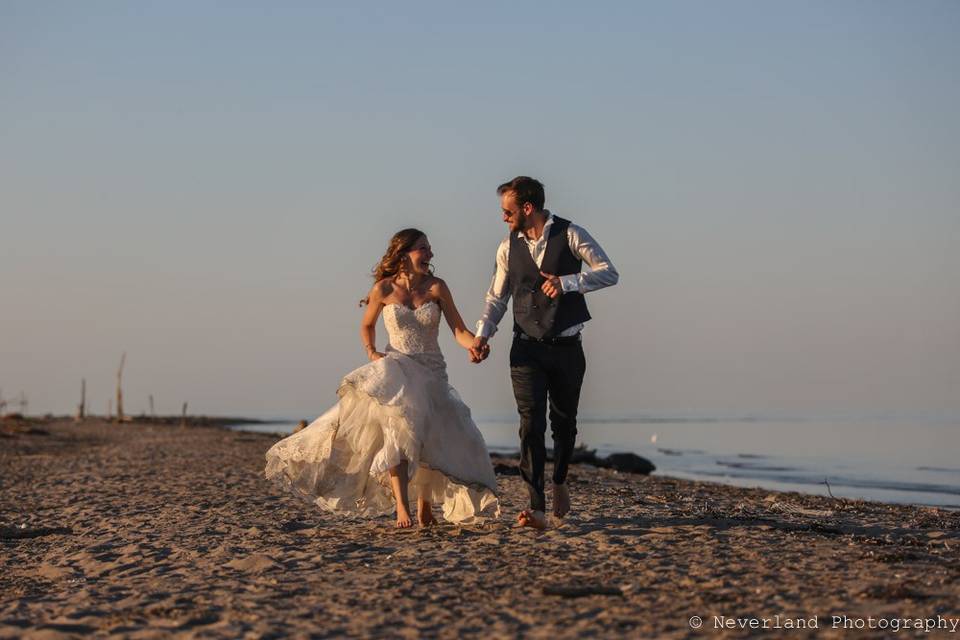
[510,216,591,339]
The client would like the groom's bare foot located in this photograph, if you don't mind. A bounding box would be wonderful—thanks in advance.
[396,504,413,529]
[553,483,570,518]
[517,509,547,529]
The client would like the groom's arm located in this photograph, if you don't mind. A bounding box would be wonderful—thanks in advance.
[559,224,619,294]
[475,238,511,339]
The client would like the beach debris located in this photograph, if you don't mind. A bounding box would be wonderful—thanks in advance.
[0,524,73,540]
[493,463,520,476]
[601,453,656,475]
[567,445,598,464]
[543,584,624,598]
[495,446,656,475]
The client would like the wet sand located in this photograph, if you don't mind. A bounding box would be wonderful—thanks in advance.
[2,419,959,638]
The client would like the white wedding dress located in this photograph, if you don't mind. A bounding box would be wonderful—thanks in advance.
[264,301,500,523]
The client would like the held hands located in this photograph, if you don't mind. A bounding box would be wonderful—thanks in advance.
[539,271,563,299]
[469,335,490,364]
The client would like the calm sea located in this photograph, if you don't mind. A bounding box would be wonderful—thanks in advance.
[234,411,960,509]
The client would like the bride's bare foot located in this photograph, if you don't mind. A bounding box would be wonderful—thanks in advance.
[417,504,438,528]
[517,509,547,529]
[553,483,570,518]
[389,461,413,529]
[395,504,413,529]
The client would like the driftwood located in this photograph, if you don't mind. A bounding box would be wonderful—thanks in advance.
[12,392,28,416]
[75,378,86,422]
[115,352,126,423]
[0,389,28,416]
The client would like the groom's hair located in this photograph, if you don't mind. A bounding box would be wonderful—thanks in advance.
[497,176,545,211]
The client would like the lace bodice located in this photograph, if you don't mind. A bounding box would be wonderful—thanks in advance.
[383,301,442,355]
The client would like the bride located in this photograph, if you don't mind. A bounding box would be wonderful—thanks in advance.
[265,228,500,527]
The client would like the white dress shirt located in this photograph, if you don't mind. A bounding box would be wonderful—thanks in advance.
[476,212,619,339]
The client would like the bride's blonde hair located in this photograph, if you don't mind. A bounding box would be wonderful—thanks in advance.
[360,228,433,305]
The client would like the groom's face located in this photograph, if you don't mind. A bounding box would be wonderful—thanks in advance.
[500,192,529,233]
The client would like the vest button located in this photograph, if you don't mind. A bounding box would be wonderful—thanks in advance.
[532,304,538,309]
[534,320,540,324]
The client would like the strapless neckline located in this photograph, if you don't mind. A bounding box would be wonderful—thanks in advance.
[383,300,438,313]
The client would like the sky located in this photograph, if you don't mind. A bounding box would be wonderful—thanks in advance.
[2,1,958,419]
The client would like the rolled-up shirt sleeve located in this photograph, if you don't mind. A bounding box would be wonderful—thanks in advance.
[559,224,619,294]
[476,238,511,338]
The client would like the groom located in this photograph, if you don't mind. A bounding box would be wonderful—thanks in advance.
[472,176,619,529]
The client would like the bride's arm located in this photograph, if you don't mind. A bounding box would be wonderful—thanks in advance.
[360,281,388,361]
[434,279,476,350]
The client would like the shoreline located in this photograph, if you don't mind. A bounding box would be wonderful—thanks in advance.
[20,413,948,511]
[16,413,948,511]
[227,416,960,511]
[1,413,285,429]
[3,419,959,637]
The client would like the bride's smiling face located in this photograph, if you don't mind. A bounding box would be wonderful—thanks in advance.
[405,236,433,275]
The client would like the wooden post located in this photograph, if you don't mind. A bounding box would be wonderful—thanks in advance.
[107,398,112,421]
[148,394,155,418]
[115,352,126,423]
[76,378,86,421]
[180,402,188,428]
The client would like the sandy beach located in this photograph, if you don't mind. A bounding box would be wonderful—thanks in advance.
[2,418,959,638]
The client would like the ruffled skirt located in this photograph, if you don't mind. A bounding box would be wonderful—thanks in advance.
[264,350,500,523]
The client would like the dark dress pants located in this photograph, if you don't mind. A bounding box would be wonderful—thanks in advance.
[510,336,587,513]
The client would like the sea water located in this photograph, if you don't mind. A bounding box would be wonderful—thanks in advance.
[234,410,960,508]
